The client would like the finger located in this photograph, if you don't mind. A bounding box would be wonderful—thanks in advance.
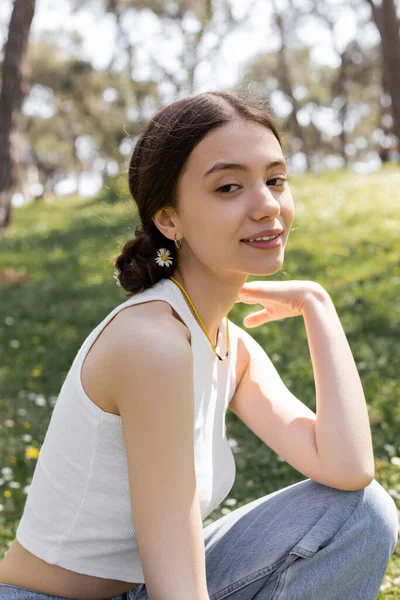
[239,281,285,296]
[237,289,262,303]
[239,281,265,291]
[243,309,270,328]
[236,296,259,305]
[238,286,265,301]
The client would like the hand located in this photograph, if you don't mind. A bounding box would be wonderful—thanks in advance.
[235,280,326,327]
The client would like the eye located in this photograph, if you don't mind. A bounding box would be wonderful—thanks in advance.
[216,177,287,194]
[216,183,241,194]
[268,177,287,187]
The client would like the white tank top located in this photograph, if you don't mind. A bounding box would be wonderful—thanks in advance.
[15,277,237,583]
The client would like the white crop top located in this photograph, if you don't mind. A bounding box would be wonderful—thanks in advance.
[16,277,237,583]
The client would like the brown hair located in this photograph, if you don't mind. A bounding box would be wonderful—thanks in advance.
[112,89,284,296]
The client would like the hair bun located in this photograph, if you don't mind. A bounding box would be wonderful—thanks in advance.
[112,225,175,296]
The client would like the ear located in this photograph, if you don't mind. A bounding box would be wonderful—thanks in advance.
[152,206,180,239]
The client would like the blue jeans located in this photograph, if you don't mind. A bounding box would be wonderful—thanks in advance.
[1,478,398,600]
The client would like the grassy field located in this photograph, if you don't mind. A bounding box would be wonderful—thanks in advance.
[0,164,400,596]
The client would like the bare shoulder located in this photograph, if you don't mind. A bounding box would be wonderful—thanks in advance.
[105,302,193,405]
[107,303,192,361]
[109,300,191,346]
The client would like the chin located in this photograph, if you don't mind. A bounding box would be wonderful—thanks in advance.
[264,255,285,274]
[250,263,284,277]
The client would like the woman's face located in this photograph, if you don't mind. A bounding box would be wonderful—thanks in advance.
[174,119,295,279]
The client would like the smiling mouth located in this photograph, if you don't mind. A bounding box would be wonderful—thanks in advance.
[241,232,283,243]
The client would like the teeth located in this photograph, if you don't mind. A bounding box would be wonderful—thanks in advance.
[245,234,279,242]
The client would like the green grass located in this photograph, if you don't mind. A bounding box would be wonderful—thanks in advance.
[1,165,399,596]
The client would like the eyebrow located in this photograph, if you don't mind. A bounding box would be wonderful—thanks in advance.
[203,159,287,179]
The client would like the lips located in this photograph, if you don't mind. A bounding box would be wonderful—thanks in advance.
[241,229,283,241]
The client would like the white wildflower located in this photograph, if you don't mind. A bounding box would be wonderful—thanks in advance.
[113,269,121,286]
[155,248,173,267]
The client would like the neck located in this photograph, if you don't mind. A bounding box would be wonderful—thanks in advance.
[170,270,247,346]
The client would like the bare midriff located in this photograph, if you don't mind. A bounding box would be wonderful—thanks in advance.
[0,540,140,599]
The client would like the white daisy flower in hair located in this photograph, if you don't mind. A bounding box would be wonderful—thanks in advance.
[113,269,121,286]
[155,248,173,267]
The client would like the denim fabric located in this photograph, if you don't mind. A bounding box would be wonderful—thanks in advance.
[1,478,398,600]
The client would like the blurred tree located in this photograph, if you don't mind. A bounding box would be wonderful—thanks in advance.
[23,34,155,201]
[270,0,315,172]
[0,0,36,233]
[21,0,249,200]
[239,0,382,171]
[366,0,400,144]
[74,0,247,94]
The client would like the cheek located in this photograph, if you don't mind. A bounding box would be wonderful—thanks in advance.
[282,193,295,221]
[187,205,210,232]
[191,199,241,246]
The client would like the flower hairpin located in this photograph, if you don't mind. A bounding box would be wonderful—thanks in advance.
[113,269,121,286]
[155,248,173,267]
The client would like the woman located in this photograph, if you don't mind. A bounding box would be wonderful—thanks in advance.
[0,90,398,600]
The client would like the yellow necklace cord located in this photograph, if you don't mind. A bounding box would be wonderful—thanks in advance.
[168,276,230,362]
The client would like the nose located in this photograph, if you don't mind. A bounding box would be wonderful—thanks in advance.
[251,185,281,218]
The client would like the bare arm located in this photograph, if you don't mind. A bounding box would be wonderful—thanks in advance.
[302,288,375,486]
[111,315,210,600]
